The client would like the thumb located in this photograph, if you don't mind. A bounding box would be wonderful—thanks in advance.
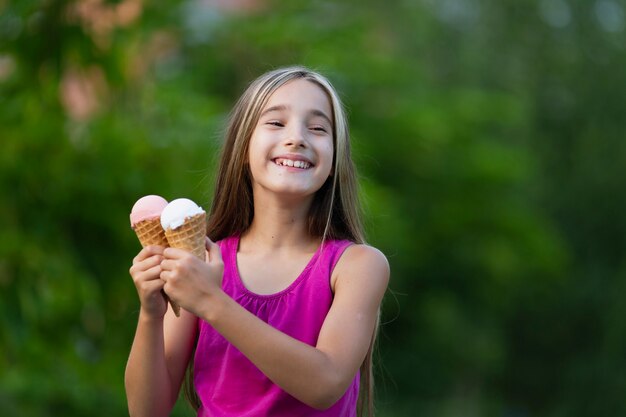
[205,237,222,263]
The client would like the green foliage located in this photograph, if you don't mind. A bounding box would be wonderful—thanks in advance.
[2,0,625,416]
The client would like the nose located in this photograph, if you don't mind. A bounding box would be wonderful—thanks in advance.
[284,123,307,148]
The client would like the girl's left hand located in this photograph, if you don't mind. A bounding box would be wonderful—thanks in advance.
[160,237,224,317]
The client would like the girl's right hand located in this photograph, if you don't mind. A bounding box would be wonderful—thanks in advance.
[129,246,168,319]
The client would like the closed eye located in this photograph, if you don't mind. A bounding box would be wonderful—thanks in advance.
[310,126,328,133]
[266,121,284,127]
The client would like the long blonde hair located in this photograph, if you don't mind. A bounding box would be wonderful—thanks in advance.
[188,66,378,416]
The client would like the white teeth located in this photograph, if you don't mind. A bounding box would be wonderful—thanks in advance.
[275,158,310,169]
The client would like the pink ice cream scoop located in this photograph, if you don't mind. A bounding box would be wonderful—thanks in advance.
[130,195,169,228]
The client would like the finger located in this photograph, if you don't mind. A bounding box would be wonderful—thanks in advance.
[131,254,163,275]
[206,238,222,264]
[134,264,163,283]
[138,277,165,294]
[160,269,175,283]
[145,245,166,254]
[143,254,163,268]
[163,247,191,260]
[133,245,165,263]
[161,254,196,276]
[160,258,176,272]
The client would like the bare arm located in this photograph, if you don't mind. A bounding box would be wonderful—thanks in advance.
[125,246,197,417]
[162,242,389,410]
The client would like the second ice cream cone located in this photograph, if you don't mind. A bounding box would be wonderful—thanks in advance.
[160,198,207,317]
[164,212,207,260]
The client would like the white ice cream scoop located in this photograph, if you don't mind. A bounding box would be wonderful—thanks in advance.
[160,198,205,230]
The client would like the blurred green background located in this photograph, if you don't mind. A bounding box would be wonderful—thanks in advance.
[2,0,626,415]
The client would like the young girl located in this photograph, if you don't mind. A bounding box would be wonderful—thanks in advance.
[125,66,389,417]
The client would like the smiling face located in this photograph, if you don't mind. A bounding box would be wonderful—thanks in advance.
[247,78,334,202]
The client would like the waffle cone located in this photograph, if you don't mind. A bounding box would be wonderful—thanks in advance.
[133,218,169,247]
[132,217,180,317]
[164,212,207,260]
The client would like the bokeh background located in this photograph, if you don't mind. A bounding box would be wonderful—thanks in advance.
[2,0,626,415]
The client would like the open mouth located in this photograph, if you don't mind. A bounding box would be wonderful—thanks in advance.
[273,158,312,169]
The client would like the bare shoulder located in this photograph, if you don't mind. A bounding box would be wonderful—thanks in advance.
[339,244,389,273]
[332,244,390,293]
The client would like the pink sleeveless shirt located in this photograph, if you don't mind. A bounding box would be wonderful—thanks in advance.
[193,236,359,417]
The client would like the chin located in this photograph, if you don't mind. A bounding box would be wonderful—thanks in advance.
[264,183,319,198]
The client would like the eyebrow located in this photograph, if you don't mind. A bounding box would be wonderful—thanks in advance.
[260,105,333,126]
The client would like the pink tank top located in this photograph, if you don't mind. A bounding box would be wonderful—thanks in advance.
[193,236,358,417]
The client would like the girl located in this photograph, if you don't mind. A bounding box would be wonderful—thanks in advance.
[125,66,389,417]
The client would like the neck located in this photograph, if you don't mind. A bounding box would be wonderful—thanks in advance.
[242,191,318,251]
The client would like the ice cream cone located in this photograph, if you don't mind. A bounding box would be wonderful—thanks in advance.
[164,212,207,260]
[133,218,169,247]
[131,218,181,317]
